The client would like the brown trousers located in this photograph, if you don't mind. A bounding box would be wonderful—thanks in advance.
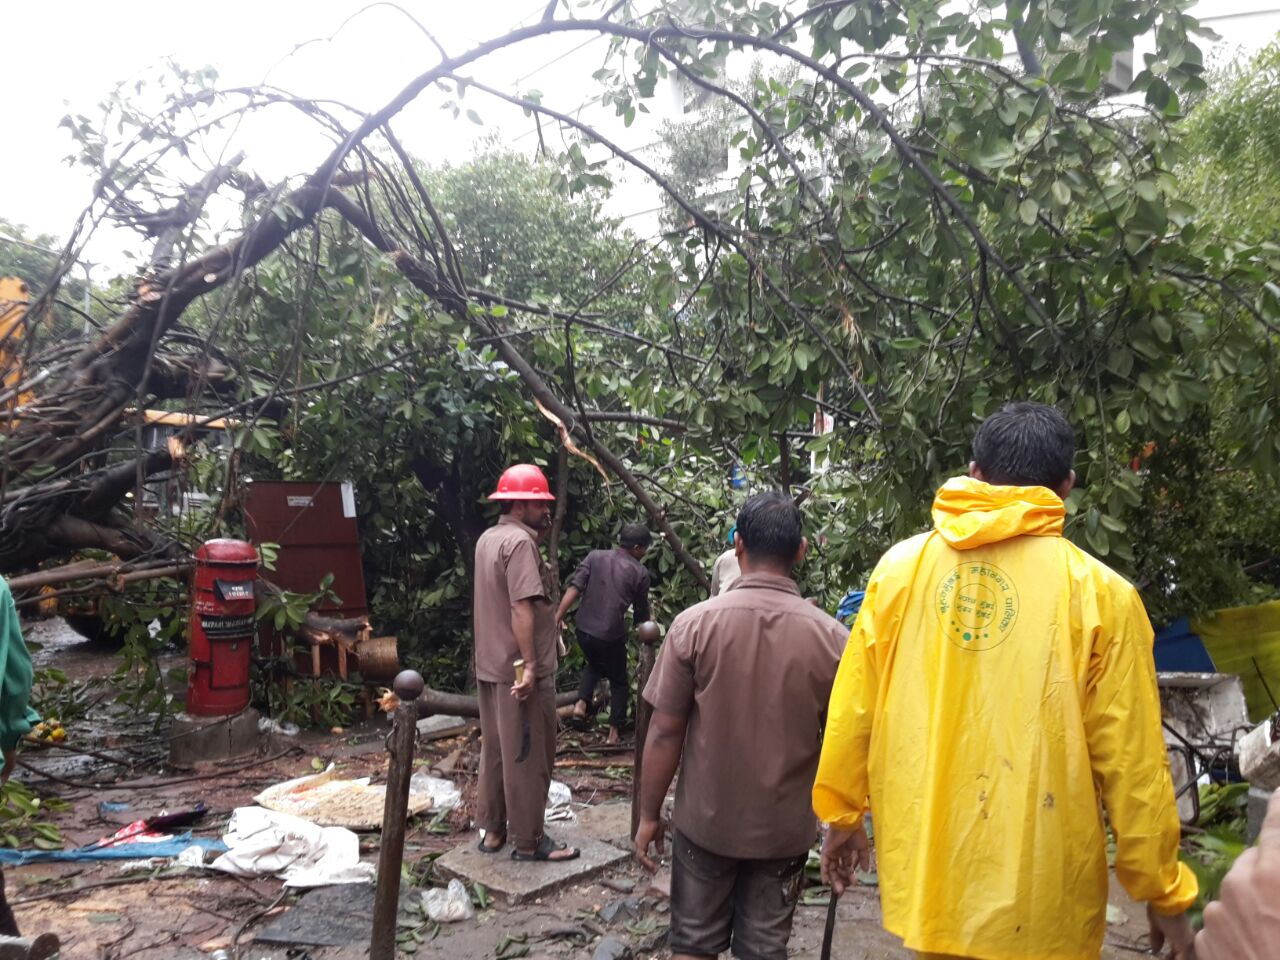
[476,676,557,849]
[0,867,18,936]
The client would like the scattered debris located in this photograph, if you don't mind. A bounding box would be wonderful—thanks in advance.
[590,934,633,960]
[408,772,461,812]
[254,764,434,828]
[258,717,301,737]
[545,780,574,822]
[212,807,375,886]
[422,879,474,922]
[598,897,643,925]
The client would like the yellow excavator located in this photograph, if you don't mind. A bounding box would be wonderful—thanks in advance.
[0,276,36,410]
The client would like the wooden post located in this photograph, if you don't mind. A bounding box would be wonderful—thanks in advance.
[370,669,424,960]
[631,621,661,841]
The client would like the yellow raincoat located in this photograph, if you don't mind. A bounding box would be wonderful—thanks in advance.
[813,477,1196,960]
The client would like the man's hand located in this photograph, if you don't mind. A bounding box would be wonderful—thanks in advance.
[820,822,872,896]
[1196,788,1280,960]
[510,668,536,701]
[634,816,666,873]
[1148,904,1196,959]
[2,748,15,783]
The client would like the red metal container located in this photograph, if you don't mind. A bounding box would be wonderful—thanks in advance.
[243,481,368,665]
[187,539,258,716]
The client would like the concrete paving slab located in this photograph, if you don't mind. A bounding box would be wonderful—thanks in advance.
[255,884,418,947]
[572,800,633,849]
[435,834,628,905]
[417,714,467,736]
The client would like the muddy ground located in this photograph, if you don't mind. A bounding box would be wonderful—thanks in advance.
[7,619,1160,959]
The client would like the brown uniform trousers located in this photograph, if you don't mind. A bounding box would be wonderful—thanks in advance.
[0,866,18,936]
[476,675,557,849]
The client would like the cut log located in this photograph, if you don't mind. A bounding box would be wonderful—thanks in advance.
[381,686,580,719]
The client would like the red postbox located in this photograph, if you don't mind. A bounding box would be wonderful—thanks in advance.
[187,539,258,716]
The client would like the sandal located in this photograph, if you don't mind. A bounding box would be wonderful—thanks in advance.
[511,833,580,863]
[477,833,506,854]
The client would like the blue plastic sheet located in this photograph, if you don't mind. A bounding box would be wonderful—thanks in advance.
[836,589,866,625]
[0,832,225,866]
[1152,617,1216,673]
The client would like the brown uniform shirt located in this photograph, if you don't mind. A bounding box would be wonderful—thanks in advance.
[473,515,558,684]
[568,548,651,642]
[643,572,847,859]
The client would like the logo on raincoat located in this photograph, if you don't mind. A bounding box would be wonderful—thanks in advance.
[935,560,1019,650]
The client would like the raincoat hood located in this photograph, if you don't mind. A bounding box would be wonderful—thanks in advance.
[931,475,1064,549]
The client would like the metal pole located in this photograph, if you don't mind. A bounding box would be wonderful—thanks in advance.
[631,621,661,841]
[370,669,425,960]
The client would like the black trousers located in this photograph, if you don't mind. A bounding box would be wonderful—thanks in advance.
[575,629,629,729]
[0,866,18,936]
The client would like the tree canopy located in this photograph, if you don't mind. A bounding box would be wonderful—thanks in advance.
[3,0,1278,684]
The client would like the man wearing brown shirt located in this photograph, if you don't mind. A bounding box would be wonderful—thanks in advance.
[473,463,578,862]
[635,491,846,959]
[555,522,652,745]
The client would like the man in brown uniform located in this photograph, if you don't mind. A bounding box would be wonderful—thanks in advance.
[473,464,579,862]
[635,491,846,959]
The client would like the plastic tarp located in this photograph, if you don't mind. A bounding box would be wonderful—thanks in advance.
[1153,617,1216,673]
[1192,600,1280,722]
[211,806,375,887]
[0,833,225,866]
[545,780,574,822]
[836,589,866,625]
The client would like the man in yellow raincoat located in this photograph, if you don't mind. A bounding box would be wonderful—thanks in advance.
[813,402,1197,960]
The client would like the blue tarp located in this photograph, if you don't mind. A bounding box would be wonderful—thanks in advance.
[0,833,226,866]
[1153,617,1216,673]
[837,590,866,625]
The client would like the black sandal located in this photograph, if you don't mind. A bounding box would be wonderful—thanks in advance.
[477,833,506,854]
[510,833,580,862]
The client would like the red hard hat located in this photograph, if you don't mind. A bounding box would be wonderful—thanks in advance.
[488,463,555,501]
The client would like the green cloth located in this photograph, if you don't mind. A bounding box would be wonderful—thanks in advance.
[0,578,38,752]
[1193,599,1280,723]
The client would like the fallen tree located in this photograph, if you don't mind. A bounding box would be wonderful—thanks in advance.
[5,0,1276,644]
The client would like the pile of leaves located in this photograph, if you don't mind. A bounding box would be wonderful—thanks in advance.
[1180,781,1251,921]
[0,779,67,850]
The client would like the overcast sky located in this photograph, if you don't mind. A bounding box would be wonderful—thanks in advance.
[4,0,643,270]
[4,1,1276,275]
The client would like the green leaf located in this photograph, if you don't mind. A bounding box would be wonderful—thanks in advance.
[833,5,858,31]
[1051,180,1071,205]
[1018,198,1039,226]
